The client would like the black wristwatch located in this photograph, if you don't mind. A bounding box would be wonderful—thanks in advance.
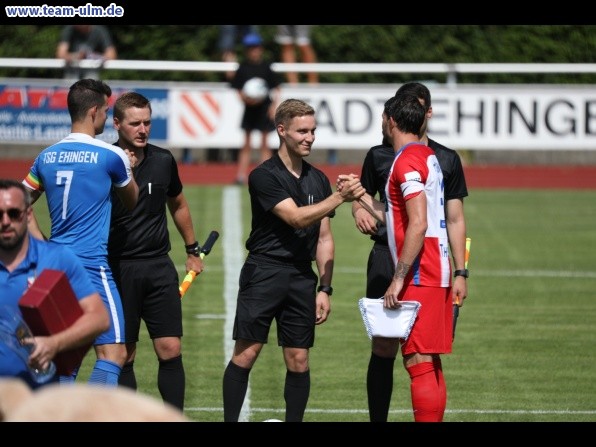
[317,285,333,296]
[453,269,469,278]
[185,242,201,257]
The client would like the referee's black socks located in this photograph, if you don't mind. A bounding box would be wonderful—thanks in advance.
[284,369,310,422]
[158,354,185,410]
[119,361,137,390]
[367,353,396,422]
[223,361,251,422]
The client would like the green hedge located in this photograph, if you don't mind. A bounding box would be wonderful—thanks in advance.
[1,25,595,83]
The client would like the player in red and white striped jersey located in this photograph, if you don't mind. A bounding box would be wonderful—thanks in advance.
[345,92,452,422]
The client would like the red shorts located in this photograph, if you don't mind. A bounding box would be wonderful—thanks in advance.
[400,285,452,356]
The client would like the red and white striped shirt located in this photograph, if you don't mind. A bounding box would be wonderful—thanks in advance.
[385,142,451,287]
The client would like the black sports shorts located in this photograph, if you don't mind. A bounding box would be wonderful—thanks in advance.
[233,253,318,348]
[109,255,182,342]
[241,102,275,132]
[366,242,395,298]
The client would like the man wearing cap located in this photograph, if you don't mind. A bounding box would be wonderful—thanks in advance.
[230,33,282,186]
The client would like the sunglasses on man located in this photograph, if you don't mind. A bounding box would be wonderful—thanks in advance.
[0,208,26,221]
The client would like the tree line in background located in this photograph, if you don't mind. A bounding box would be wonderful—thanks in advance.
[1,25,595,84]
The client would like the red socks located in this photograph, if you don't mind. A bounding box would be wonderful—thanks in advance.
[406,359,446,422]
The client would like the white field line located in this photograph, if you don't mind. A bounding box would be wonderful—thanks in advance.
[185,265,596,279]
[183,406,596,415]
[222,186,251,422]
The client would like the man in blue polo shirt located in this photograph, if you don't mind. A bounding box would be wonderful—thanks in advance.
[0,179,109,389]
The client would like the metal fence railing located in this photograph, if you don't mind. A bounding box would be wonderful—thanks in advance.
[2,59,596,85]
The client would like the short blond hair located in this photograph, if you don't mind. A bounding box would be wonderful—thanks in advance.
[274,99,315,127]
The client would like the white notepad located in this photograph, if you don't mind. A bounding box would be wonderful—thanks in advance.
[358,298,421,340]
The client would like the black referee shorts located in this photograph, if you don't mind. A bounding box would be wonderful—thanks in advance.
[110,256,182,343]
[366,242,395,298]
[233,254,318,348]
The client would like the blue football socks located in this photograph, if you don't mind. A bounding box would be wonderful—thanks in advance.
[88,359,122,386]
[58,366,80,384]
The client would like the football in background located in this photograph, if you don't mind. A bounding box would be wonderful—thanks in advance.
[242,77,269,100]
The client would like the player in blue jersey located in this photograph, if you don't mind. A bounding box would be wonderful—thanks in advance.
[23,79,139,386]
[0,179,109,389]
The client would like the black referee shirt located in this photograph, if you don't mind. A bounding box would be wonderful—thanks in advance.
[246,153,334,262]
[108,143,183,260]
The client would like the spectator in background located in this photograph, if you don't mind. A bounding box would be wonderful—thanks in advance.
[218,25,258,81]
[274,26,319,85]
[230,32,281,186]
[56,25,117,80]
[274,26,332,162]
[211,26,260,166]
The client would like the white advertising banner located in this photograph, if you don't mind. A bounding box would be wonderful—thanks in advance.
[2,79,595,150]
[167,83,596,150]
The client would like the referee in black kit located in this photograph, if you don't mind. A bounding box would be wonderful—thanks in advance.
[107,92,204,411]
[222,99,365,422]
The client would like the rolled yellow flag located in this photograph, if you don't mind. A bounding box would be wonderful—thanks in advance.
[179,270,197,298]
[178,230,220,299]
[453,236,471,340]
[454,237,471,307]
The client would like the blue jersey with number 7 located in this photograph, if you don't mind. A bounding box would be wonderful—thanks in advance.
[24,132,133,264]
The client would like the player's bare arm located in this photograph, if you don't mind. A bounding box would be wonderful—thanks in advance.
[400,192,427,263]
[446,198,468,306]
[167,194,204,275]
[353,192,385,224]
[314,217,333,325]
[273,177,364,229]
[337,175,384,224]
[352,200,379,235]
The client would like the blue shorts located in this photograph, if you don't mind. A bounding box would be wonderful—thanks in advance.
[84,263,125,345]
